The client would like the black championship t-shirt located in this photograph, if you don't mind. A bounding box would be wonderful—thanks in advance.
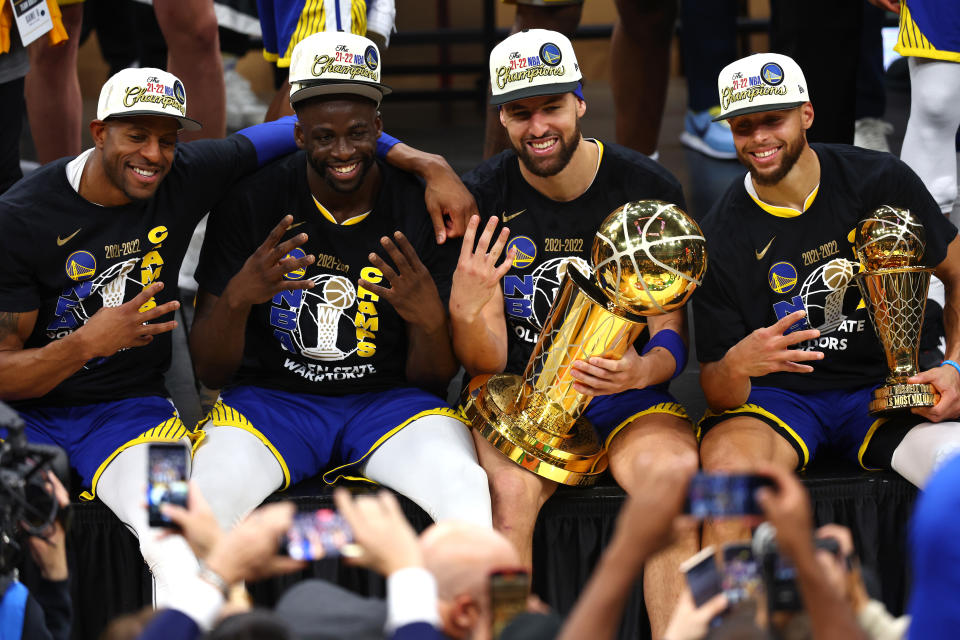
[0,136,258,408]
[463,140,687,374]
[195,151,458,396]
[694,143,958,392]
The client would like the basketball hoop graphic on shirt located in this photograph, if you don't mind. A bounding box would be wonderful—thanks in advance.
[798,258,858,334]
[73,258,143,321]
[293,274,358,360]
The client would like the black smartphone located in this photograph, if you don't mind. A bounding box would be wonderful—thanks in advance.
[681,546,722,607]
[490,568,530,639]
[685,473,775,518]
[146,443,189,528]
[279,509,361,561]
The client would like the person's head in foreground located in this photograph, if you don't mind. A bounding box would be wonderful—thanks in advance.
[420,521,521,640]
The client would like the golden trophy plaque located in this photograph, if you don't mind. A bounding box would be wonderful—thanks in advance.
[854,205,938,416]
[461,201,707,486]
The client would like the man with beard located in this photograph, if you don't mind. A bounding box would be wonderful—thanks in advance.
[695,53,960,553]
[188,31,492,534]
[448,29,698,636]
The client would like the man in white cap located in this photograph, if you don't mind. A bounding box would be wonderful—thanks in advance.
[188,31,492,533]
[694,53,960,549]
[0,66,303,606]
[0,63,474,613]
[449,29,697,635]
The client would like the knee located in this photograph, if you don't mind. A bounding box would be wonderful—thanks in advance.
[699,433,758,473]
[488,465,552,512]
[158,4,219,52]
[911,77,960,130]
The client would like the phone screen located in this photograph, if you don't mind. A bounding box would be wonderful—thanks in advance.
[146,443,189,528]
[721,543,761,604]
[686,473,774,518]
[280,509,360,560]
[682,547,722,607]
[490,569,530,639]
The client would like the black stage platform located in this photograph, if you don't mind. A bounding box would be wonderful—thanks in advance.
[60,463,916,640]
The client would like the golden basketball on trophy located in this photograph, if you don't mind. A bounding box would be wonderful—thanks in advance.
[854,205,938,415]
[460,201,707,486]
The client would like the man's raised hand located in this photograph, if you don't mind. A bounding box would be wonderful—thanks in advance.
[449,215,514,323]
[224,215,315,308]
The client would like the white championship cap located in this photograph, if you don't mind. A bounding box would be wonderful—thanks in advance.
[288,31,392,106]
[489,29,582,106]
[713,53,809,121]
[97,68,201,131]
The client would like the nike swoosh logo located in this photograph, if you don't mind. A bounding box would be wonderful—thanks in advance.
[755,236,775,260]
[501,209,527,223]
[287,221,307,230]
[57,228,81,246]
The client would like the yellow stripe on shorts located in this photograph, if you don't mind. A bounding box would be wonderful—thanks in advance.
[81,415,201,501]
[323,407,468,485]
[203,400,293,490]
[894,3,960,63]
[603,402,691,451]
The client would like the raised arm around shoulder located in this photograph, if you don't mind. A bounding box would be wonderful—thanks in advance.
[384,141,477,244]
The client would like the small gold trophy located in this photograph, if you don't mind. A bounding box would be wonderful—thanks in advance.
[461,201,707,485]
[854,205,938,415]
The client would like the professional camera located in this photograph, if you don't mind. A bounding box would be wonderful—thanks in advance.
[752,522,841,613]
[0,401,68,579]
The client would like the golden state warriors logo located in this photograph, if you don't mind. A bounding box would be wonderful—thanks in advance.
[507,236,536,269]
[761,62,784,86]
[364,46,379,71]
[539,43,562,67]
[283,248,307,280]
[173,80,186,105]
[768,261,797,294]
[65,251,96,282]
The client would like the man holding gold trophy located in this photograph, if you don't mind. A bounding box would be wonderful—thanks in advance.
[450,29,705,635]
[695,52,960,559]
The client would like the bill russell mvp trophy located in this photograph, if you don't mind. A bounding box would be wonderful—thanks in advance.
[854,205,937,416]
[461,200,707,486]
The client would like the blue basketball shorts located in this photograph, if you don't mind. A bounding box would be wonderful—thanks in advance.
[7,396,192,500]
[585,384,691,450]
[204,385,467,489]
[697,385,924,470]
[258,0,368,68]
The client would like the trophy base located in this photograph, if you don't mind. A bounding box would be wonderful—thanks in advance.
[868,382,938,416]
[460,374,608,487]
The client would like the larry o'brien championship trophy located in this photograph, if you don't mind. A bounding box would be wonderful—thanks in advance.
[854,205,937,415]
[461,201,707,485]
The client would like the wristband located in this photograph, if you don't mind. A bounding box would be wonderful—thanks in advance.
[377,131,401,159]
[197,561,230,597]
[236,115,298,167]
[943,359,960,378]
[641,329,687,380]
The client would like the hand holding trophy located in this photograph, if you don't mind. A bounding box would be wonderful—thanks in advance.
[854,205,938,415]
[460,200,707,486]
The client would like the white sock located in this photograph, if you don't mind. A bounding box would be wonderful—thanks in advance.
[95,439,200,607]
[362,414,493,527]
[190,425,285,531]
[891,421,960,488]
